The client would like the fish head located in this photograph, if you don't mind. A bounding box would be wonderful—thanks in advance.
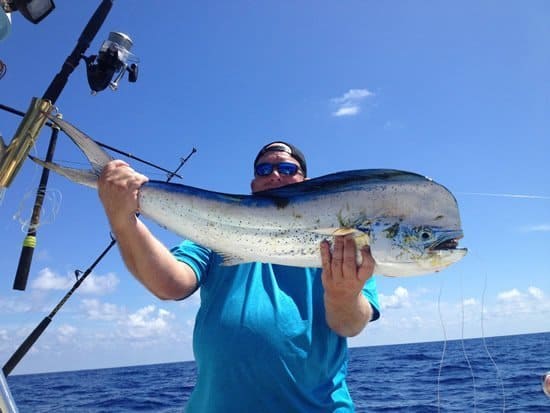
[369,221,467,277]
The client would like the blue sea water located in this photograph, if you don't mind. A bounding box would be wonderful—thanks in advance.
[6,332,550,412]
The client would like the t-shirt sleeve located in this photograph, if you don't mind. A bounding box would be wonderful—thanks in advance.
[170,239,212,285]
[362,277,381,321]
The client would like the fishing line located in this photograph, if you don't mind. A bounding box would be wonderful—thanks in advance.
[477,252,506,412]
[457,192,550,200]
[13,188,62,233]
[460,270,477,411]
[462,251,506,411]
[436,275,448,413]
[2,147,197,376]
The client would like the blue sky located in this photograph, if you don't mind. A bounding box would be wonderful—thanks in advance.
[1,1,549,375]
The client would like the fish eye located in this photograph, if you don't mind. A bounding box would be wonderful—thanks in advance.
[420,229,432,240]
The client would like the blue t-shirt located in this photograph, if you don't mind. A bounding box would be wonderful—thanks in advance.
[172,240,380,413]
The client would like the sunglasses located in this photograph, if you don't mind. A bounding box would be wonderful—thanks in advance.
[254,162,302,177]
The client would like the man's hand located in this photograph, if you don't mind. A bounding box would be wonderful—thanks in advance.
[320,235,375,336]
[98,160,149,231]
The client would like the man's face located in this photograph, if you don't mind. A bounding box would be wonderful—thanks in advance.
[251,150,305,193]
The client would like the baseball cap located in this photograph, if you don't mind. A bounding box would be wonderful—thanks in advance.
[254,141,307,177]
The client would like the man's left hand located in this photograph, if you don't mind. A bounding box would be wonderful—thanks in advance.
[320,235,374,301]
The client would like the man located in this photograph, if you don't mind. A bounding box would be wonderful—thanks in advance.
[98,141,380,412]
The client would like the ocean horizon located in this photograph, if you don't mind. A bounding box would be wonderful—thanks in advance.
[5,331,549,412]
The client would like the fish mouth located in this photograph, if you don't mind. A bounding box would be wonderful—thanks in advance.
[429,231,465,252]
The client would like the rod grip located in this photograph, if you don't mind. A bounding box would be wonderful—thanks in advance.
[12,243,35,291]
[2,317,51,376]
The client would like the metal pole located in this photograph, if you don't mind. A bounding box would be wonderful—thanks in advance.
[13,0,114,291]
[3,149,196,375]
[4,237,117,376]
[12,121,59,290]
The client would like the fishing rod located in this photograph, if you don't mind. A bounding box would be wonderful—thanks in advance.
[2,147,197,377]
[12,0,115,291]
[0,103,183,179]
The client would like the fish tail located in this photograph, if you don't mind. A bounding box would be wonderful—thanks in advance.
[29,155,100,189]
[29,114,114,189]
[47,115,113,172]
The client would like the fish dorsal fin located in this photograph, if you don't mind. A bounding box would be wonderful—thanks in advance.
[255,169,431,199]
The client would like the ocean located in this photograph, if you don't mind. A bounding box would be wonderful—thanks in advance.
[6,332,550,412]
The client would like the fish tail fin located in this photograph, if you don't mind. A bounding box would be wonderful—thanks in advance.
[29,114,113,188]
[47,115,113,172]
[29,155,99,189]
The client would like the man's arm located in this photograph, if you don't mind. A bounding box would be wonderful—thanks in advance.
[98,160,198,300]
[320,236,375,337]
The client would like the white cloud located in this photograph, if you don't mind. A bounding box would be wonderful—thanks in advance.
[463,298,477,306]
[32,268,72,290]
[379,286,410,309]
[121,305,175,340]
[0,329,9,350]
[497,288,522,301]
[497,287,544,302]
[79,272,119,295]
[333,89,374,103]
[79,299,181,344]
[521,224,550,232]
[31,267,119,295]
[331,88,374,117]
[333,106,359,117]
[57,324,77,343]
[527,286,544,300]
[0,296,33,314]
[494,287,548,316]
[81,298,124,321]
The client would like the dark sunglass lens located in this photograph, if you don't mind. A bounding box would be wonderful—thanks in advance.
[255,163,273,176]
[277,162,298,176]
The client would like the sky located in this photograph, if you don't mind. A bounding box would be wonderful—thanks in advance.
[0,1,549,376]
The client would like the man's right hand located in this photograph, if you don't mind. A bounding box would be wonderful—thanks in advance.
[97,160,149,231]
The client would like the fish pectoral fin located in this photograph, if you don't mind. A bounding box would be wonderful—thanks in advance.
[309,227,371,247]
[310,227,359,236]
[29,155,99,189]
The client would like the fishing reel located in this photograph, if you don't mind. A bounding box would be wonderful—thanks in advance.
[83,31,139,94]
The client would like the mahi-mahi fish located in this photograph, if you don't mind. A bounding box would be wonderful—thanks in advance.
[31,115,467,277]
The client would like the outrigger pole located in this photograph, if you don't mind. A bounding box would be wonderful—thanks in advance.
[3,147,196,376]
